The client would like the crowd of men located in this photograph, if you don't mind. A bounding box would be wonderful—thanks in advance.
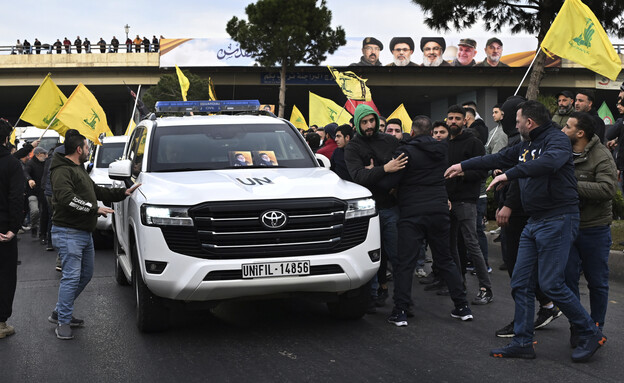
[302,88,617,363]
[12,35,162,55]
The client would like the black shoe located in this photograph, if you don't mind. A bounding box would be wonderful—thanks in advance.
[387,308,408,327]
[570,325,580,348]
[40,238,47,246]
[496,321,515,338]
[472,288,493,305]
[46,243,55,251]
[490,343,536,359]
[493,235,501,243]
[451,305,473,321]
[571,330,607,363]
[374,288,389,307]
[419,274,436,285]
[436,288,450,296]
[498,263,507,271]
[424,280,443,291]
[48,310,84,327]
[534,306,562,329]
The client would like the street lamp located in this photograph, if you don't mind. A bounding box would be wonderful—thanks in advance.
[124,24,130,40]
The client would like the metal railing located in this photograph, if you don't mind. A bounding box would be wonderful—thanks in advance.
[0,43,159,55]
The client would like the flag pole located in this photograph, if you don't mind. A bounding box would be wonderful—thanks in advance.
[130,84,141,123]
[514,49,541,96]
[38,116,57,141]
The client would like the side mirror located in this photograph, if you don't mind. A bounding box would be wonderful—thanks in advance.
[109,159,132,180]
[315,153,330,169]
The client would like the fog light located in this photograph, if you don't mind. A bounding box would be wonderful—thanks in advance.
[145,261,167,274]
[368,249,381,262]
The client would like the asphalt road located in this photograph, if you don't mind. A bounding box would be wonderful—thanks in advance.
[2,233,623,383]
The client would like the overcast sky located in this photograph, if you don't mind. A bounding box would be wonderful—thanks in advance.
[1,0,539,46]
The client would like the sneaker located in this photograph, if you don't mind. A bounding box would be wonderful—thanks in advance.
[387,308,408,327]
[436,288,450,296]
[487,266,492,273]
[496,321,515,338]
[374,288,389,307]
[534,306,562,329]
[415,268,427,278]
[490,343,536,359]
[55,266,62,272]
[465,266,475,272]
[46,243,55,251]
[424,280,444,291]
[451,305,473,321]
[489,227,501,234]
[571,330,607,363]
[419,274,436,285]
[0,322,16,339]
[48,311,84,327]
[55,323,73,340]
[472,288,493,305]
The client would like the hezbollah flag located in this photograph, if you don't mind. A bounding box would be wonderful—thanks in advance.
[124,119,136,136]
[598,101,615,124]
[309,92,351,127]
[327,66,372,101]
[175,65,190,101]
[541,0,622,80]
[9,127,16,146]
[289,105,308,131]
[55,83,113,145]
[387,104,412,133]
[19,73,70,136]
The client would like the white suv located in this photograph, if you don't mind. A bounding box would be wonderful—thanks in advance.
[109,101,380,332]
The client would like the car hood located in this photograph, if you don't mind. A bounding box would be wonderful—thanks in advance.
[136,168,371,205]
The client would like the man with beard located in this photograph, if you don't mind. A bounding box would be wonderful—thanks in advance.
[386,37,418,67]
[453,38,478,67]
[552,90,575,128]
[575,89,605,143]
[445,105,492,305]
[49,134,140,340]
[344,104,407,313]
[420,37,451,67]
[446,100,607,362]
[350,37,383,66]
[476,38,509,67]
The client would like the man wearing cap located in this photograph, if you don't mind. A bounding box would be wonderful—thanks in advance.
[552,90,575,128]
[24,146,48,241]
[350,37,383,66]
[476,38,509,67]
[453,39,478,67]
[386,37,418,67]
[420,37,451,67]
[317,123,338,159]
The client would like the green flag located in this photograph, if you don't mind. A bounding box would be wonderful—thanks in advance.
[597,101,615,124]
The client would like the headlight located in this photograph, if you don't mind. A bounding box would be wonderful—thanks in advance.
[345,198,376,219]
[141,205,193,227]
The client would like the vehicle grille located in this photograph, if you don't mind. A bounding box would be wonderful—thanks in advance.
[159,198,371,259]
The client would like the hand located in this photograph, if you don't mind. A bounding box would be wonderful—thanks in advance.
[125,183,142,196]
[97,207,114,217]
[365,159,374,170]
[607,139,617,150]
[487,173,509,191]
[31,139,40,148]
[496,206,512,227]
[383,153,407,173]
[0,231,16,242]
[444,164,464,178]
[28,180,36,188]
[493,169,503,176]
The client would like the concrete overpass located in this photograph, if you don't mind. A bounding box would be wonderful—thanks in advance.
[0,51,621,134]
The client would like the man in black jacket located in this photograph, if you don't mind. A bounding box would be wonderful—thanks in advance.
[330,124,353,181]
[24,147,47,239]
[445,105,493,305]
[0,119,25,339]
[380,116,472,325]
[575,89,605,143]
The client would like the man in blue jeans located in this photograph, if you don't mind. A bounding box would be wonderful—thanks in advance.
[562,112,617,341]
[446,100,607,363]
[49,134,140,340]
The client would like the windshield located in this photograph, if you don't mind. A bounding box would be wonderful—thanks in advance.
[96,142,125,168]
[149,123,316,172]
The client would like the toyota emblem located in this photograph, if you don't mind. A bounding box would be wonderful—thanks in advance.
[260,210,287,229]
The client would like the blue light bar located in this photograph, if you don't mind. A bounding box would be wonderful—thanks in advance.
[155,100,260,113]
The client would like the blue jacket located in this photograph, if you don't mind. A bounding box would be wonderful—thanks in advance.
[462,121,579,219]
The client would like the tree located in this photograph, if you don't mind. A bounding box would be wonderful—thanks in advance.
[143,70,213,111]
[412,0,624,100]
[227,0,346,118]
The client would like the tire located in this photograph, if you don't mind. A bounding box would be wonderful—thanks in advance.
[132,246,170,332]
[326,280,372,320]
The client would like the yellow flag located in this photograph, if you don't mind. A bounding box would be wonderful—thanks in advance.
[55,83,113,145]
[9,127,16,146]
[19,73,70,137]
[208,77,217,101]
[540,0,622,80]
[124,119,136,136]
[309,92,351,127]
[327,66,372,101]
[289,105,308,131]
[175,65,190,101]
[387,104,412,133]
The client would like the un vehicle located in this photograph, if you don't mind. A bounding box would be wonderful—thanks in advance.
[109,100,381,332]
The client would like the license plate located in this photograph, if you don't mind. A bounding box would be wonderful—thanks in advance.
[242,261,310,279]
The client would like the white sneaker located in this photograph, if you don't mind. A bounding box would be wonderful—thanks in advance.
[415,268,427,278]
